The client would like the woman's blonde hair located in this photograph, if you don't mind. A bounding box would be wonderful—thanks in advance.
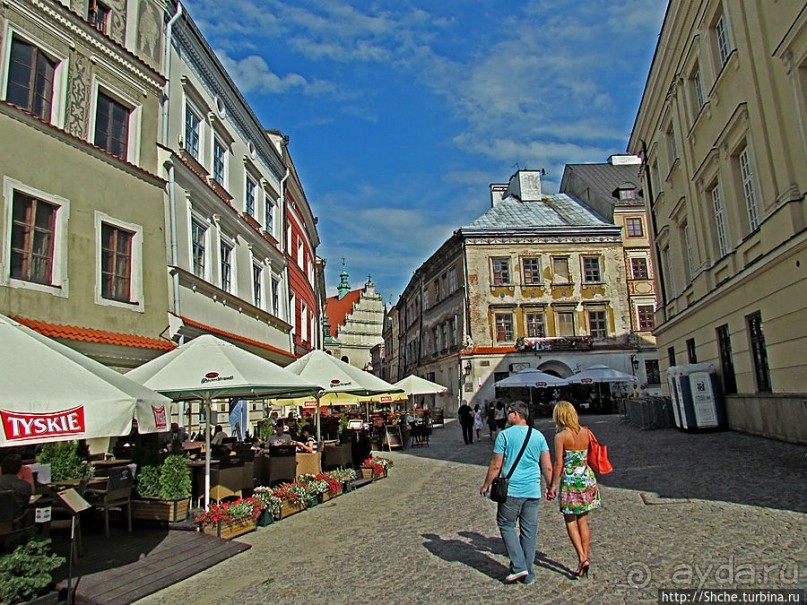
[553,401,581,433]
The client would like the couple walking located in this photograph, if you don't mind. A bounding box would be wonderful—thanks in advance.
[479,400,601,584]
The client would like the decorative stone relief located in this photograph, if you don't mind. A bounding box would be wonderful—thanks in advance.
[137,0,163,68]
[66,52,91,139]
[107,0,127,46]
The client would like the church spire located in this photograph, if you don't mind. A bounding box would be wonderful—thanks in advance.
[337,259,351,300]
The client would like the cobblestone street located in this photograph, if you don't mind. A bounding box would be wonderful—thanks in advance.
[139,416,807,605]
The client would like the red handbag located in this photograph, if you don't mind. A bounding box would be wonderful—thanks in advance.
[587,428,613,474]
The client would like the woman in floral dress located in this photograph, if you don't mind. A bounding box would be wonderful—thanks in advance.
[548,401,601,578]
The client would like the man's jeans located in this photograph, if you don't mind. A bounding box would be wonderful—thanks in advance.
[497,497,540,579]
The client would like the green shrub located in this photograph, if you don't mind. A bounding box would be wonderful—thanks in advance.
[135,465,161,499]
[158,455,192,501]
[0,538,64,604]
[37,441,91,482]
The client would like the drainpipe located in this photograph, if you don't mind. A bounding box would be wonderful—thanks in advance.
[162,2,183,147]
[163,3,183,425]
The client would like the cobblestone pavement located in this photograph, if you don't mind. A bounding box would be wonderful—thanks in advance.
[139,415,807,605]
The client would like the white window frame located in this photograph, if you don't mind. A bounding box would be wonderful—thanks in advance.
[183,100,203,160]
[449,266,457,292]
[212,135,228,186]
[93,211,143,311]
[271,274,280,316]
[219,233,235,293]
[715,12,732,66]
[88,78,142,165]
[252,261,263,309]
[264,198,274,234]
[189,211,210,280]
[0,28,69,129]
[711,183,729,258]
[739,147,761,231]
[245,173,257,218]
[1,177,70,297]
[297,236,304,268]
[301,302,308,342]
[683,224,695,278]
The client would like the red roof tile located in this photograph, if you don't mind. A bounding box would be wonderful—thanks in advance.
[325,289,362,337]
[179,315,296,361]
[12,317,175,351]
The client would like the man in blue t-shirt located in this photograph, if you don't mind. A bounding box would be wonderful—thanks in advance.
[480,400,553,585]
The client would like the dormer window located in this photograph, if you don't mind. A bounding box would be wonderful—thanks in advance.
[88,0,111,34]
[614,181,639,202]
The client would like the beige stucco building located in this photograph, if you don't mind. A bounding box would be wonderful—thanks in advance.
[0,0,173,369]
[628,0,807,443]
[395,170,644,415]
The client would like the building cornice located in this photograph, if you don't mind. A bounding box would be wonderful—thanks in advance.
[173,15,286,178]
[21,0,164,93]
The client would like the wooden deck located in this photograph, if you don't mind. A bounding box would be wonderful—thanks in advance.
[51,525,250,605]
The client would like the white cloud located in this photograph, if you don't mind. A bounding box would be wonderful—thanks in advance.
[217,51,335,96]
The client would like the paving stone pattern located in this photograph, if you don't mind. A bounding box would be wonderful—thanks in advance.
[138,415,807,605]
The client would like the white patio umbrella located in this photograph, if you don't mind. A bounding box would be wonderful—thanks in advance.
[495,368,568,409]
[393,374,447,410]
[494,368,568,388]
[393,375,448,396]
[278,350,405,436]
[126,334,319,508]
[0,314,172,447]
[564,364,638,409]
[565,364,638,384]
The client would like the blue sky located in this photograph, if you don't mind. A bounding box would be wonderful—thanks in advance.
[182,0,668,303]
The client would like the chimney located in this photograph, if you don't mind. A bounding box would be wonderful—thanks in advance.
[608,154,642,166]
[490,183,508,207]
[506,170,542,201]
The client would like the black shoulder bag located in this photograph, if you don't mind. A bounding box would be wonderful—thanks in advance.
[489,427,532,503]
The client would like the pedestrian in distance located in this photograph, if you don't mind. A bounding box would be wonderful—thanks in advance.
[457,400,475,445]
[547,401,602,578]
[494,400,507,434]
[486,401,497,440]
[480,401,553,585]
[473,404,484,441]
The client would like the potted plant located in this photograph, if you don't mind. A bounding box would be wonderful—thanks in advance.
[296,474,329,507]
[330,467,357,492]
[361,457,385,480]
[252,487,281,525]
[195,497,262,539]
[132,454,192,523]
[0,538,64,605]
[371,456,393,477]
[272,482,308,519]
[36,441,92,482]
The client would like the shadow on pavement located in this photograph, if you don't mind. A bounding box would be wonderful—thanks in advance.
[397,414,807,514]
[421,532,507,581]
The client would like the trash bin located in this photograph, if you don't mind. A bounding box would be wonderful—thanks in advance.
[667,363,727,431]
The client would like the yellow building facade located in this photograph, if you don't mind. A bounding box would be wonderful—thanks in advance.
[628,0,807,443]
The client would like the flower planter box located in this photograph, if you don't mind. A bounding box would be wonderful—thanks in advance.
[342,481,354,493]
[321,486,342,502]
[131,497,191,523]
[200,517,257,540]
[257,508,275,527]
[279,501,306,519]
[306,497,319,508]
[360,468,375,480]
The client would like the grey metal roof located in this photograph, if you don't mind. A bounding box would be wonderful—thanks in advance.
[461,193,613,231]
[561,163,645,205]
